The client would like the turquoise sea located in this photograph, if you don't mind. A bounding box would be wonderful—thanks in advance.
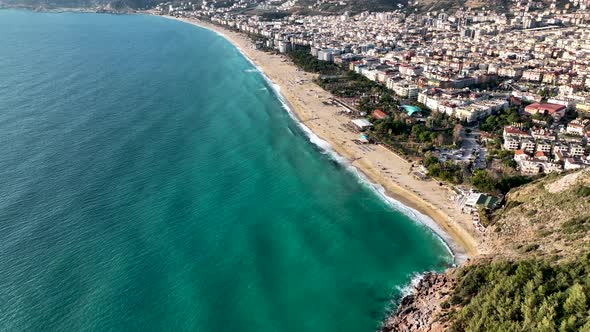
[0,10,451,331]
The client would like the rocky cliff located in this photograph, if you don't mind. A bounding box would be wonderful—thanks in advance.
[380,272,456,332]
[384,169,590,331]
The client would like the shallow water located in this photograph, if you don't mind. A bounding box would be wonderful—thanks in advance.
[0,10,451,331]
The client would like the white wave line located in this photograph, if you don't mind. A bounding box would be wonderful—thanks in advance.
[173,16,462,265]
[249,62,460,265]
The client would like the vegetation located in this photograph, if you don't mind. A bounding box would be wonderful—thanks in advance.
[296,0,404,14]
[561,215,590,235]
[433,171,590,331]
[486,148,517,169]
[369,107,459,157]
[448,256,590,332]
[318,71,388,99]
[575,185,590,197]
[532,112,555,126]
[470,169,532,194]
[470,169,497,193]
[477,206,492,227]
[479,107,523,134]
[423,155,464,184]
[371,117,456,157]
[259,11,290,21]
[539,86,559,100]
[495,175,533,194]
[286,47,341,75]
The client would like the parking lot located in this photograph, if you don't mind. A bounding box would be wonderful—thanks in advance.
[433,129,487,169]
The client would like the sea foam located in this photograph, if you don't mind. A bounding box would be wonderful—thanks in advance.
[184,17,463,265]
[177,17,462,324]
[256,66,462,265]
[187,16,467,265]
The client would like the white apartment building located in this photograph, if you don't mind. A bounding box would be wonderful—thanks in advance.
[388,80,419,98]
[522,69,543,82]
[399,64,423,77]
[438,103,457,117]
[570,144,585,157]
[566,121,586,136]
[504,138,520,150]
[553,143,569,155]
[521,140,536,152]
[536,141,552,153]
[425,96,440,112]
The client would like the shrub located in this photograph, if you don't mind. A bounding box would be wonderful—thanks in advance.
[448,256,590,332]
[575,186,590,197]
[522,243,540,253]
[561,215,590,234]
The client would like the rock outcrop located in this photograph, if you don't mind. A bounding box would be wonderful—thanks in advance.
[380,272,456,332]
[382,169,590,331]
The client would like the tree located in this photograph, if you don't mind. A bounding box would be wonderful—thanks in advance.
[287,47,341,75]
[448,257,590,332]
[496,176,531,194]
[564,284,587,317]
[436,133,446,146]
[453,124,463,146]
[471,169,496,193]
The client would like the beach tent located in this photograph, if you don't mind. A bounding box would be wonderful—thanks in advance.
[351,118,373,131]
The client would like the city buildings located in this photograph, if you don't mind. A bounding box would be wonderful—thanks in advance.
[158,0,590,176]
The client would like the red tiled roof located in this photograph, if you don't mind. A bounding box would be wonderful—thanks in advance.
[504,126,529,136]
[372,109,388,120]
[509,96,522,106]
[515,149,526,155]
[525,103,566,114]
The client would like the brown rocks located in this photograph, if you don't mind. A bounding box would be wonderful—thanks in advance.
[380,271,456,332]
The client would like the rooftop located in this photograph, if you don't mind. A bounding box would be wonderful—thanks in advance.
[401,105,422,116]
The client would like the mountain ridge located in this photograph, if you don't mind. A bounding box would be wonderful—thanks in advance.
[0,0,517,13]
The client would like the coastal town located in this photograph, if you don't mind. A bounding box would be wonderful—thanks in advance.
[152,2,590,329]
[154,0,590,236]
[2,2,590,331]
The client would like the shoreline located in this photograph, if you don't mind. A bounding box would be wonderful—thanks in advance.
[0,0,481,262]
[158,13,479,263]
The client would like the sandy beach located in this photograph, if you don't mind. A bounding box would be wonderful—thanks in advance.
[158,14,479,260]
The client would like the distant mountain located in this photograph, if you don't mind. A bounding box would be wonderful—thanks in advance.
[0,0,158,10]
[0,0,552,13]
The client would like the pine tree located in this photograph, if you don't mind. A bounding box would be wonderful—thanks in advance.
[564,284,587,317]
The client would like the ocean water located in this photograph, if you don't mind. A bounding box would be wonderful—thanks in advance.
[0,10,452,331]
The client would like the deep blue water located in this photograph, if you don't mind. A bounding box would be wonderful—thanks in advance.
[0,10,451,331]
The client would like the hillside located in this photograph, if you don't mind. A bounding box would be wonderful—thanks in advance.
[0,0,533,13]
[293,0,408,15]
[0,0,158,10]
[383,169,590,331]
[482,169,590,260]
[289,0,512,15]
